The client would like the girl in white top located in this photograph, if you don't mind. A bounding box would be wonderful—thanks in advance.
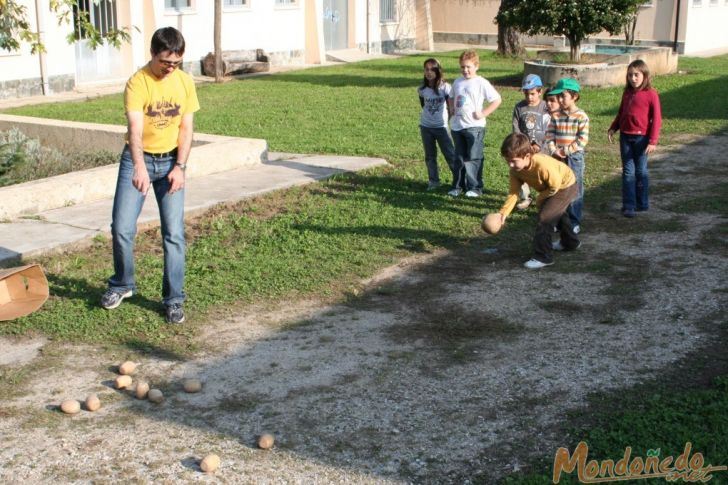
[417,58,456,191]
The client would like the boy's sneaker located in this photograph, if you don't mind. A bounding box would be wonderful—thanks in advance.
[622,208,636,218]
[447,188,462,197]
[426,181,441,191]
[464,190,480,198]
[553,240,582,251]
[100,289,132,310]
[524,259,553,269]
[165,303,185,324]
[516,198,532,210]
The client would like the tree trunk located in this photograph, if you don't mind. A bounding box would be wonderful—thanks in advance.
[214,0,223,82]
[496,0,524,56]
[624,16,637,45]
[497,25,524,56]
[569,38,581,62]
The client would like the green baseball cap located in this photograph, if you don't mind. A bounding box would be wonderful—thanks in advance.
[549,78,581,94]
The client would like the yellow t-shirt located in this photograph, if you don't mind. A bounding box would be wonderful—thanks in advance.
[499,153,576,218]
[124,65,200,154]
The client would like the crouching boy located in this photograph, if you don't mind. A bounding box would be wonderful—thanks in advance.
[496,133,581,269]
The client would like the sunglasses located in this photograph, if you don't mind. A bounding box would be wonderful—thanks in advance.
[157,58,183,68]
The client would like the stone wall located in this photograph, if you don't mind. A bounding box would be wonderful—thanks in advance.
[0,74,75,100]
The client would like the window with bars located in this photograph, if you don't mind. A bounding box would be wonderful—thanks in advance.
[165,0,192,10]
[380,0,396,22]
[275,0,297,5]
[224,0,247,6]
[73,0,118,40]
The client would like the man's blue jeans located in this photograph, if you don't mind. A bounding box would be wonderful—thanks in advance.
[420,125,456,186]
[566,151,585,227]
[619,133,650,211]
[451,127,485,194]
[108,146,186,306]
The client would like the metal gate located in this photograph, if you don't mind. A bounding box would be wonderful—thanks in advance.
[73,0,127,84]
[323,0,348,51]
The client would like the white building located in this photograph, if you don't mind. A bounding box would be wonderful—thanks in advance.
[0,0,433,99]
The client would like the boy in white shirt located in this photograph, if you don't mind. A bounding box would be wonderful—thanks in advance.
[449,50,502,197]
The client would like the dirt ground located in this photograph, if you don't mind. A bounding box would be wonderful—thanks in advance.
[0,134,726,484]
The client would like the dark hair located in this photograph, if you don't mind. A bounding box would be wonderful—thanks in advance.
[421,58,445,93]
[626,59,652,91]
[500,133,533,159]
[563,89,580,102]
[150,27,186,56]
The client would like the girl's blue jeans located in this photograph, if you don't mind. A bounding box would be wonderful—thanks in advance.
[451,127,485,194]
[420,125,456,186]
[108,146,186,306]
[619,133,650,211]
[566,151,585,227]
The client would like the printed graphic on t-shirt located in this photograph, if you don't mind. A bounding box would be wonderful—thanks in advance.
[145,97,181,130]
[455,93,471,117]
[522,112,538,138]
[425,95,445,116]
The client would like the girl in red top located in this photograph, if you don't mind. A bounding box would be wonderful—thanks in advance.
[608,60,662,217]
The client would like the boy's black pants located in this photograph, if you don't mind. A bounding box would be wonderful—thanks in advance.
[534,184,580,263]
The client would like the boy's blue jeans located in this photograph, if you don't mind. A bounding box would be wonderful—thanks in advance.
[566,151,585,227]
[619,133,650,211]
[108,146,186,306]
[420,126,456,186]
[451,127,485,194]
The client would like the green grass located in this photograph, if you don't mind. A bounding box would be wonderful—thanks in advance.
[2,51,728,483]
[2,50,727,350]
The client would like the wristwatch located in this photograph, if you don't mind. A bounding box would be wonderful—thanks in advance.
[175,162,187,171]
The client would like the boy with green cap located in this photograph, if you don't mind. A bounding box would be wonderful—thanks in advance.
[545,78,589,234]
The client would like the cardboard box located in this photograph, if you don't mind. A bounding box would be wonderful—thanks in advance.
[0,264,49,321]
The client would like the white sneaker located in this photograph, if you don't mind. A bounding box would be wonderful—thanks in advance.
[447,188,462,197]
[516,198,532,210]
[524,258,553,269]
[464,190,480,198]
[573,225,581,234]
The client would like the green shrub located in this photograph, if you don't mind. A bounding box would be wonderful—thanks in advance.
[0,128,117,187]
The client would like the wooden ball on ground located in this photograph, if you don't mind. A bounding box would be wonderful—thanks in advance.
[85,394,101,412]
[258,433,275,450]
[60,399,81,414]
[200,454,220,473]
[118,361,137,375]
[182,378,202,393]
[481,213,503,235]
[135,381,150,400]
[115,375,133,389]
[148,388,164,403]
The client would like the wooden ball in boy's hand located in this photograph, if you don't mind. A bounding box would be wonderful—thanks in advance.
[481,213,503,235]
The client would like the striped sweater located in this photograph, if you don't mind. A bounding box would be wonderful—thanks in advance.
[545,108,590,157]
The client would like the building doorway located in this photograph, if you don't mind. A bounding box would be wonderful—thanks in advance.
[73,0,127,84]
[323,0,348,51]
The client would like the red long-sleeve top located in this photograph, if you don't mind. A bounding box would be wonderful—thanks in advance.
[609,87,662,145]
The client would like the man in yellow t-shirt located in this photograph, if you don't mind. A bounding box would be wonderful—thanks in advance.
[101,27,200,324]
[495,133,580,269]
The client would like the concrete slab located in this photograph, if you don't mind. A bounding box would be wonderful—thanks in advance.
[0,154,388,268]
[0,219,100,264]
[325,49,393,63]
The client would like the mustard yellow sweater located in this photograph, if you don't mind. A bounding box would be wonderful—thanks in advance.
[498,153,576,218]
